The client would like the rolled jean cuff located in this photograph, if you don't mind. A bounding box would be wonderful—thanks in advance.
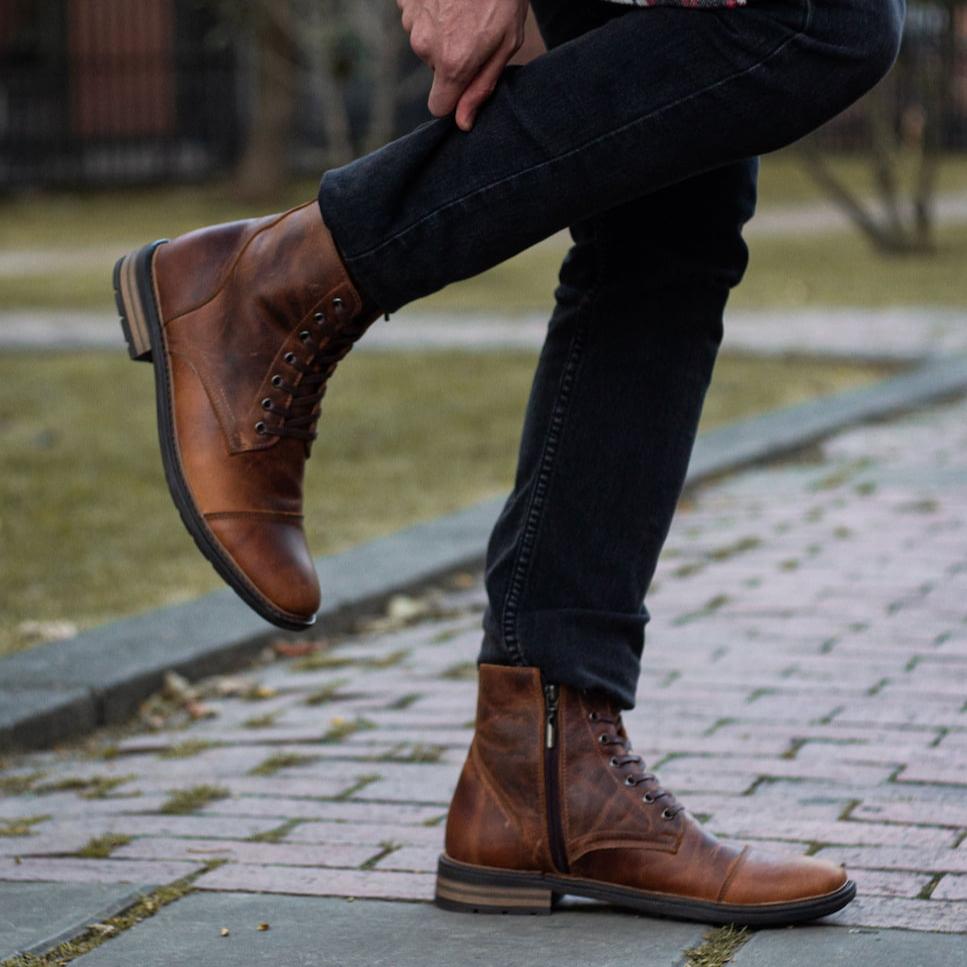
[479,607,647,710]
[317,170,396,313]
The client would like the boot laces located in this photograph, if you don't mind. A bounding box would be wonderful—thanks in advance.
[590,710,686,820]
[255,301,370,444]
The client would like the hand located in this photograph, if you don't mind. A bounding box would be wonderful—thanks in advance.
[397,0,528,131]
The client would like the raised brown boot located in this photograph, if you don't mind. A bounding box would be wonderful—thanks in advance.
[112,202,379,629]
[437,664,855,926]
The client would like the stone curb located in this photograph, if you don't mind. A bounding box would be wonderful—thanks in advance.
[3,355,967,754]
[2,884,155,961]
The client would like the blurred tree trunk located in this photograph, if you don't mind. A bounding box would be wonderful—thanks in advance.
[363,0,404,154]
[794,0,962,254]
[234,1,296,202]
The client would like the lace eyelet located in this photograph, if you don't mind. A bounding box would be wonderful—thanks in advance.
[332,297,344,311]
[624,775,636,787]
[609,757,619,768]
[588,711,598,722]
[661,808,675,820]
[598,734,609,745]
[299,330,311,342]
[261,398,273,410]
[313,311,325,322]
[271,374,284,388]
[284,352,297,365]
[254,421,267,435]
[642,793,655,804]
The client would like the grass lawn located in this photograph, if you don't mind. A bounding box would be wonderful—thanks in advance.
[413,222,967,315]
[0,349,895,656]
[2,150,967,313]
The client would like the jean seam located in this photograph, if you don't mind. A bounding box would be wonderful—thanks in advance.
[499,221,606,666]
[499,322,587,666]
[341,1,811,264]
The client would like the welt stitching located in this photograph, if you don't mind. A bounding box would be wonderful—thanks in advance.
[344,5,810,263]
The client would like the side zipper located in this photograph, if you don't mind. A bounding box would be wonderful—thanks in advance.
[543,683,569,874]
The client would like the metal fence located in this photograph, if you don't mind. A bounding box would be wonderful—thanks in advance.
[0,0,965,190]
[0,0,239,187]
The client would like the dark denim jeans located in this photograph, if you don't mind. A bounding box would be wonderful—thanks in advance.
[319,0,905,708]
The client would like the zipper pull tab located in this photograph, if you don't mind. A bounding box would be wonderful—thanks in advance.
[544,683,560,749]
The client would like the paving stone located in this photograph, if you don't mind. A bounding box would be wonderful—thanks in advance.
[373,846,439,873]
[113,838,377,869]
[659,754,895,788]
[733,925,967,965]
[932,874,967,901]
[201,797,445,825]
[849,868,935,899]
[0,857,199,885]
[6,815,283,842]
[813,846,967,875]
[823,895,967,932]
[70,892,708,967]
[0,826,103,858]
[0,882,152,961]
[195,863,435,900]
[284,822,444,849]
[850,800,967,829]
[705,818,956,849]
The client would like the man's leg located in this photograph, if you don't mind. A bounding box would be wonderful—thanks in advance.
[433,1,891,925]
[319,0,904,312]
[480,161,757,709]
[475,0,756,709]
[119,0,903,629]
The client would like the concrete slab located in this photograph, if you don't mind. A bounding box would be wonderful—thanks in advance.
[71,893,707,967]
[732,926,967,967]
[0,881,152,960]
[0,687,97,750]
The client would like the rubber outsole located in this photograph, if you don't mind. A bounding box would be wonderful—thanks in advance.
[112,243,316,632]
[434,854,857,926]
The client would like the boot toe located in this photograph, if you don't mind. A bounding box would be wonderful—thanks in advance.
[722,847,849,906]
[206,513,320,622]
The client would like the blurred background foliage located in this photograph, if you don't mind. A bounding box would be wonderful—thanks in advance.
[1,1,965,652]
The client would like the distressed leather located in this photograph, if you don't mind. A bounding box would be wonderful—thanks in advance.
[446,664,848,906]
[444,665,553,871]
[150,201,379,622]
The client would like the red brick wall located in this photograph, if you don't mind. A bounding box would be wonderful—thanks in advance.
[68,0,175,137]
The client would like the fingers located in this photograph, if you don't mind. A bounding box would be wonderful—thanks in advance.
[425,37,496,118]
[427,75,465,120]
[454,46,510,132]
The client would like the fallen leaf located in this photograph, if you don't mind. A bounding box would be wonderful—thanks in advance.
[162,671,195,703]
[273,640,321,658]
[257,922,270,932]
[186,700,217,720]
[16,620,78,644]
[220,927,230,937]
[386,594,427,622]
[214,676,250,697]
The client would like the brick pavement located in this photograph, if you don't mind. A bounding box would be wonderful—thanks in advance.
[1,396,966,940]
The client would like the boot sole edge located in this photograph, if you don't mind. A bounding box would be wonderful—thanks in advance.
[435,853,856,926]
[113,243,316,632]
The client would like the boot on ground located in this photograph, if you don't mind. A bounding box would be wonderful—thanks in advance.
[437,663,855,926]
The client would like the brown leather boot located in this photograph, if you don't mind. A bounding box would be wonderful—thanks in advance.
[437,664,855,926]
[112,202,379,629]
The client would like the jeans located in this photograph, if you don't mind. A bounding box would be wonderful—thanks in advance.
[319,0,905,708]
